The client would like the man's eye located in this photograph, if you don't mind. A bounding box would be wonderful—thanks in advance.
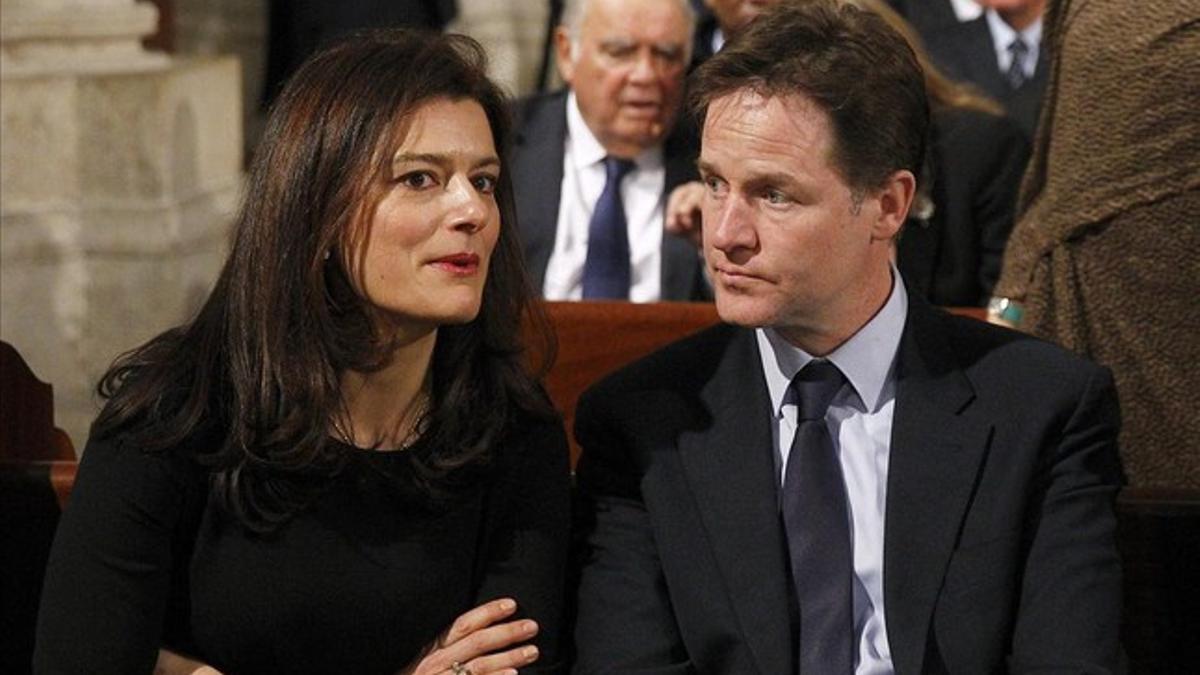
[652,46,684,65]
[602,44,637,60]
[703,176,726,195]
[764,189,790,205]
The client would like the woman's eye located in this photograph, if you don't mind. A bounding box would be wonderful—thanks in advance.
[399,171,435,189]
[472,174,498,194]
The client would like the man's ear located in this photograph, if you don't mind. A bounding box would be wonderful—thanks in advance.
[871,169,916,240]
[554,27,577,86]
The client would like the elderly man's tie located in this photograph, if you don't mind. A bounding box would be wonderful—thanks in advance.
[582,156,635,299]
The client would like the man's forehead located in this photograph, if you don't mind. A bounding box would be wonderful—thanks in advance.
[705,89,828,133]
[580,0,690,40]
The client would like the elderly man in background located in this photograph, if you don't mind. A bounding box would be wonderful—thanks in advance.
[511,0,709,302]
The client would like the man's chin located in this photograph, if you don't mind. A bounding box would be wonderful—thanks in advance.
[714,294,775,329]
[613,119,670,146]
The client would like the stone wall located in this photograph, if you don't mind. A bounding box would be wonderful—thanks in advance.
[1,0,243,449]
[451,0,554,97]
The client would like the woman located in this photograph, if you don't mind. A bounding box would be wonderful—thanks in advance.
[34,29,570,674]
[992,0,1199,487]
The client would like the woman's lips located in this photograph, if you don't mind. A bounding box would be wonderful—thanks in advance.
[430,253,481,276]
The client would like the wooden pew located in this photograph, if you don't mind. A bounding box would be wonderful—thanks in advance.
[3,306,1195,673]
[0,341,77,673]
[540,301,719,467]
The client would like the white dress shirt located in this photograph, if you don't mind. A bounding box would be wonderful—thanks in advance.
[985,8,1043,79]
[756,271,908,675]
[542,92,666,302]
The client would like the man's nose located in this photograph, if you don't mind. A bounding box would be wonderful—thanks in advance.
[628,49,658,83]
[707,195,757,255]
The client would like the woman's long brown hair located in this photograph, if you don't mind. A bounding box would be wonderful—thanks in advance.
[92,29,555,531]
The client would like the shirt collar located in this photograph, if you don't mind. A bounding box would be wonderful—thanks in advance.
[757,268,908,417]
[985,8,1043,54]
[711,27,725,55]
[565,90,662,171]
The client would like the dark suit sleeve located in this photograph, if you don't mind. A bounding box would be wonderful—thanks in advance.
[473,417,573,674]
[572,389,694,674]
[34,437,202,674]
[970,114,1030,299]
[1008,366,1124,672]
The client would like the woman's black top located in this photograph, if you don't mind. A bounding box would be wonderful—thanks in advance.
[34,417,570,674]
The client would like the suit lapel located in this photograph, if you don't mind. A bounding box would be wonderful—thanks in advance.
[884,298,993,675]
[676,328,794,674]
[511,92,568,293]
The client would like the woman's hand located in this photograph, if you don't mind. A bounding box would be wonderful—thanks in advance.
[665,181,706,249]
[155,648,223,675]
[401,597,540,675]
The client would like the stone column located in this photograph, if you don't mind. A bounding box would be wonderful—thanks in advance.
[450,1,552,97]
[1,0,243,449]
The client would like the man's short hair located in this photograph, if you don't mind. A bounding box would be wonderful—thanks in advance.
[560,0,697,43]
[689,0,929,194]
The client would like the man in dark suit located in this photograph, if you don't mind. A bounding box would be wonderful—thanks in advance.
[924,0,1048,139]
[689,0,776,68]
[572,2,1123,672]
[512,0,708,302]
[886,0,970,44]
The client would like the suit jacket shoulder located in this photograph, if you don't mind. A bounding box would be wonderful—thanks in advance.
[510,91,569,293]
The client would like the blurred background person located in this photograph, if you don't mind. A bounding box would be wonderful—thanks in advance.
[34,29,570,675]
[886,0,981,46]
[262,0,457,107]
[691,0,776,66]
[993,0,1200,489]
[922,0,1048,140]
[511,0,710,302]
[867,0,1031,306]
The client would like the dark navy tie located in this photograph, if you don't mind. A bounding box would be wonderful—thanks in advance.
[781,360,854,674]
[1006,38,1030,89]
[582,156,635,299]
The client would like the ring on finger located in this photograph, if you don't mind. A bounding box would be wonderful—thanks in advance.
[450,662,472,675]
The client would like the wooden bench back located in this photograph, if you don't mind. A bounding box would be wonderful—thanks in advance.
[0,340,77,673]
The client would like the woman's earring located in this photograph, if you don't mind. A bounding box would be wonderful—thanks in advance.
[323,249,332,261]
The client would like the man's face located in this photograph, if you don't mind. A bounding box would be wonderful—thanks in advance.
[974,0,1046,25]
[975,0,1044,11]
[698,90,899,348]
[556,0,691,159]
[704,0,777,36]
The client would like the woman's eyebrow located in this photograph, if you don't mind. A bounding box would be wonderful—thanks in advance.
[392,152,501,171]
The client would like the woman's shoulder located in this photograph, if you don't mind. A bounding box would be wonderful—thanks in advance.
[492,406,569,473]
[78,424,216,494]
